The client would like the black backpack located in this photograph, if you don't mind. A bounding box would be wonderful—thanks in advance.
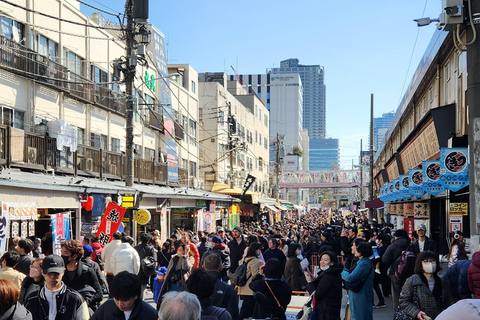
[394,246,417,282]
[230,259,251,287]
[141,256,157,277]
[92,247,105,271]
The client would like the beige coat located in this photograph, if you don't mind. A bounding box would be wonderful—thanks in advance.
[0,266,26,289]
[236,256,260,296]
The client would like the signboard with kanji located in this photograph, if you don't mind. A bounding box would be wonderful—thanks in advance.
[449,202,468,216]
[96,202,126,247]
[449,215,463,232]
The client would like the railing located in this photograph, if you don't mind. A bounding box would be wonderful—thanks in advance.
[0,36,126,115]
[0,126,6,164]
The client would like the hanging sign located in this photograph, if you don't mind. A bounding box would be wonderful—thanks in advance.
[0,216,9,256]
[135,209,151,225]
[399,175,412,199]
[449,202,468,216]
[96,202,127,247]
[409,169,424,198]
[51,213,71,256]
[241,174,256,196]
[414,202,430,219]
[422,160,444,196]
[440,147,469,191]
[449,215,463,232]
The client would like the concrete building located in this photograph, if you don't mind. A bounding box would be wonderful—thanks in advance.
[199,73,270,196]
[373,111,395,153]
[309,138,340,170]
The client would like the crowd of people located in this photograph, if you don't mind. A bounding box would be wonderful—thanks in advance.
[0,209,479,320]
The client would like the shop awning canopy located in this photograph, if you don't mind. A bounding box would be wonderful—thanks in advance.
[266,205,279,212]
[365,199,384,209]
[210,182,258,203]
[275,204,289,211]
[294,205,304,211]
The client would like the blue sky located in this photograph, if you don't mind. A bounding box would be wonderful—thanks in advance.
[81,0,442,169]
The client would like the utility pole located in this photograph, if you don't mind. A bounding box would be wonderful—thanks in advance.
[360,139,363,206]
[468,0,480,250]
[369,93,374,223]
[124,0,135,187]
[228,102,234,188]
[275,133,280,202]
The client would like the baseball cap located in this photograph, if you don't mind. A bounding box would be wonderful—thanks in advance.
[212,235,223,244]
[217,227,225,232]
[83,244,93,255]
[417,224,427,231]
[42,255,65,274]
[155,266,168,275]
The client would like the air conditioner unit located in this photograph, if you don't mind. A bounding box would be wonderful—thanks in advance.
[108,164,117,175]
[27,147,37,164]
[85,158,94,171]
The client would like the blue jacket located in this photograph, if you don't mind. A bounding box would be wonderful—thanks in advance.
[342,257,374,320]
[442,259,472,300]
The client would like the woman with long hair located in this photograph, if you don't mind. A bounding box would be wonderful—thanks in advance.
[448,231,467,267]
[284,243,307,291]
[399,251,454,319]
[0,279,32,320]
[313,251,343,320]
[237,242,262,320]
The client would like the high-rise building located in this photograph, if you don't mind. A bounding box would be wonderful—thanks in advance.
[309,138,340,170]
[373,111,395,152]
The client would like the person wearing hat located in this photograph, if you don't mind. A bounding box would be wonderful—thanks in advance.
[201,236,231,282]
[411,224,437,255]
[81,244,108,295]
[227,227,246,275]
[24,255,90,320]
[153,267,168,303]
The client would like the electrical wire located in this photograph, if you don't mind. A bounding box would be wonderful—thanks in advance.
[0,0,122,30]
[75,0,122,17]
[455,0,477,48]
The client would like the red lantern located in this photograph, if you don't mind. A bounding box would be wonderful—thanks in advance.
[81,195,94,211]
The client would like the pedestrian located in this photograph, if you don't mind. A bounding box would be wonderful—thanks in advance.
[263,238,287,271]
[341,241,374,320]
[158,291,201,320]
[0,279,32,320]
[411,224,437,254]
[18,258,44,304]
[134,232,157,298]
[237,242,262,320]
[186,269,232,320]
[310,251,342,320]
[447,231,467,267]
[467,250,480,298]
[398,251,454,319]
[152,267,167,304]
[227,227,247,275]
[157,240,172,268]
[340,227,356,270]
[180,233,200,270]
[90,271,158,320]
[24,255,89,320]
[0,251,26,289]
[201,235,230,282]
[101,231,122,298]
[442,259,472,301]
[14,239,34,276]
[436,299,480,320]
[202,253,239,320]
[110,234,141,275]
[81,244,108,295]
[284,243,307,291]
[249,258,292,320]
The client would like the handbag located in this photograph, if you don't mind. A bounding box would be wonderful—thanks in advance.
[265,281,284,312]
[393,285,419,320]
[296,292,315,320]
[344,262,372,293]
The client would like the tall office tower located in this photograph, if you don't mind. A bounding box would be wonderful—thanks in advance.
[373,111,395,152]
[309,138,340,170]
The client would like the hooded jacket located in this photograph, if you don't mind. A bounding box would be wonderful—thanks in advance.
[468,251,480,298]
[110,243,140,275]
[314,265,343,320]
[442,259,472,300]
[382,236,411,275]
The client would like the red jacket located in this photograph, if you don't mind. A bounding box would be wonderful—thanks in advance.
[468,251,480,298]
[188,241,200,269]
[91,242,103,262]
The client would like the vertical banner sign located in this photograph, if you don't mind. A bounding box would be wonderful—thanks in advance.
[241,174,256,196]
[197,209,204,232]
[96,202,127,247]
[409,169,424,198]
[203,211,215,233]
[149,27,178,183]
[400,175,412,199]
[404,217,415,239]
[440,147,469,191]
[422,160,444,196]
[160,206,168,244]
[51,213,71,256]
[0,216,9,256]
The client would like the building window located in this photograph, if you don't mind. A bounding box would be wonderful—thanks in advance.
[255,131,258,143]
[134,144,142,159]
[145,147,155,161]
[77,128,85,145]
[189,161,197,178]
[90,133,107,149]
[264,115,268,127]
[92,65,108,85]
[0,106,24,130]
[191,81,196,93]
[189,119,197,145]
[111,138,120,153]
[64,50,84,77]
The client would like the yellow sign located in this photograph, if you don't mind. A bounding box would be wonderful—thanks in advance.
[122,217,130,223]
[135,210,151,225]
[121,194,134,208]
[449,203,468,216]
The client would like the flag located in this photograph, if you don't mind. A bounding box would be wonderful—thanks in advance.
[96,202,126,247]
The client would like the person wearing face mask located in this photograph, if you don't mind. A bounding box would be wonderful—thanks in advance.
[19,258,44,304]
[398,251,454,320]
[284,243,307,291]
[237,242,261,320]
[309,251,343,320]
[200,236,230,282]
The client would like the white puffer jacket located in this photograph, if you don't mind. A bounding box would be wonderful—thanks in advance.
[110,243,140,275]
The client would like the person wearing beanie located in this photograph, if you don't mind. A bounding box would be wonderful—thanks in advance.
[200,236,231,282]
[227,227,246,274]
[81,244,108,295]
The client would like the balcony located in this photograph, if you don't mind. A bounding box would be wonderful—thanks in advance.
[0,36,126,115]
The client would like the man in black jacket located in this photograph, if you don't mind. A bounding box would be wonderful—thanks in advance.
[203,253,238,320]
[15,239,34,276]
[134,232,157,298]
[411,224,437,254]
[340,227,357,269]
[90,271,158,320]
[227,227,246,274]
[61,240,103,311]
[25,254,89,320]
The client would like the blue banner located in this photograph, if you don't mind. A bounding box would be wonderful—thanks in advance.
[399,175,412,199]
[150,27,178,183]
[392,179,401,201]
[422,160,444,196]
[440,147,469,192]
[409,169,424,198]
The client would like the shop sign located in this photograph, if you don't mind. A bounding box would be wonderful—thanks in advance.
[449,215,463,232]
[229,213,240,230]
[404,217,415,238]
[196,200,207,208]
[197,209,215,233]
[404,203,414,216]
[440,147,469,192]
[1,202,38,221]
[414,202,430,218]
[0,216,8,255]
[449,202,468,216]
[96,203,127,247]
[422,160,444,196]
[121,194,135,208]
[214,209,221,220]
[135,209,151,225]
[409,169,425,198]
[51,213,71,255]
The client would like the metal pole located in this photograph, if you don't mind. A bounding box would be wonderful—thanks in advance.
[228,103,234,188]
[360,139,363,205]
[125,0,135,187]
[275,133,280,202]
[369,93,374,222]
[468,1,480,250]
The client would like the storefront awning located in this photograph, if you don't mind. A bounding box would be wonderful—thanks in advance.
[365,199,384,208]
[210,182,258,204]
[280,202,294,210]
[275,204,289,211]
[266,205,279,212]
[294,205,304,211]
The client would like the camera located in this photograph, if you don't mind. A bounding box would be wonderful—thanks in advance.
[445,5,461,16]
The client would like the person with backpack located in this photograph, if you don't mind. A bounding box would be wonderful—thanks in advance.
[134,232,157,299]
[81,244,108,296]
[237,242,262,320]
[382,229,412,311]
[90,237,103,267]
[398,251,454,319]
[186,269,232,320]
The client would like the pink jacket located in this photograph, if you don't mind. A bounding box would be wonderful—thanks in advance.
[468,251,480,298]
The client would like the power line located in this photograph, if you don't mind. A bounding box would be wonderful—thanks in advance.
[75,0,122,17]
